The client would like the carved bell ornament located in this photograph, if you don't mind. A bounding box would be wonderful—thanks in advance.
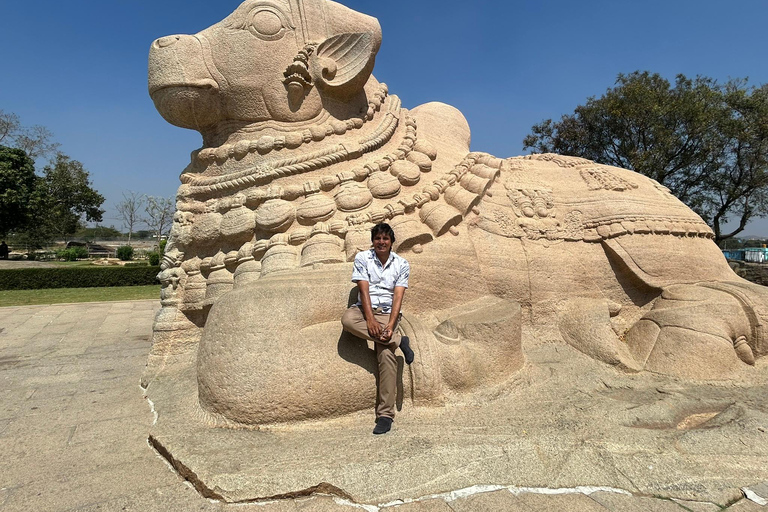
[407,151,432,173]
[460,174,492,195]
[300,233,344,267]
[204,252,234,306]
[190,211,223,247]
[220,205,256,243]
[344,228,373,261]
[296,192,336,225]
[181,270,206,311]
[412,139,438,161]
[367,171,401,199]
[444,186,481,217]
[260,240,297,276]
[419,202,463,236]
[255,199,295,232]
[470,163,501,180]
[389,214,433,253]
[232,242,261,288]
[334,182,373,212]
[390,160,421,186]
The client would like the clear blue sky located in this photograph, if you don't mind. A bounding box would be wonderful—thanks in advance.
[2,1,767,235]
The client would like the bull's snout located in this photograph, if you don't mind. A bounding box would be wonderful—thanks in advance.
[154,35,181,49]
[148,34,222,130]
[148,34,216,96]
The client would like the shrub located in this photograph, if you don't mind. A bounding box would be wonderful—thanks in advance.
[159,239,167,254]
[57,247,89,261]
[26,252,36,261]
[124,261,149,267]
[147,251,160,266]
[116,245,134,261]
[0,266,161,290]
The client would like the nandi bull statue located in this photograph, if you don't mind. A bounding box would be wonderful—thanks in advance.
[145,0,767,428]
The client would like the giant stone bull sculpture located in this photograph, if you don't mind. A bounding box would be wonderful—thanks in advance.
[145,0,768,428]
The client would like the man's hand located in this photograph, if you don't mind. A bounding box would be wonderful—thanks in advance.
[367,318,383,339]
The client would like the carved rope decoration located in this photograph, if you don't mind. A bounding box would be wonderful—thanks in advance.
[180,93,401,194]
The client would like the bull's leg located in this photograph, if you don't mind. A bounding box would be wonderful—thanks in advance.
[429,296,524,391]
[558,298,643,372]
[625,282,765,380]
[197,265,385,425]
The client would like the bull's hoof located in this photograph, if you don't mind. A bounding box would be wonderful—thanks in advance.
[626,282,765,380]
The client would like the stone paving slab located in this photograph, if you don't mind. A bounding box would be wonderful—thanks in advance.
[0,300,765,511]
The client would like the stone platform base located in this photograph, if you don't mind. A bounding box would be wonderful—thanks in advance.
[146,338,768,507]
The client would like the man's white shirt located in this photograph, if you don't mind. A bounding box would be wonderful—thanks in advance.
[351,249,410,313]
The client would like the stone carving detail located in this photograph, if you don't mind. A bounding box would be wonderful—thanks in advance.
[474,175,583,242]
[580,167,639,191]
[523,153,594,167]
[145,0,768,452]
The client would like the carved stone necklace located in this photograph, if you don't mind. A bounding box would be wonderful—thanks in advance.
[194,82,390,165]
[177,91,428,210]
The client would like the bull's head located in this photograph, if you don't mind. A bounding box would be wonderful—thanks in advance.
[148,0,382,138]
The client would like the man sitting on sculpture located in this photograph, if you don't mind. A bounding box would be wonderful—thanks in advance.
[341,223,415,435]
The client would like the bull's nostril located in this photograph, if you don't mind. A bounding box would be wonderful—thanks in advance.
[156,35,181,48]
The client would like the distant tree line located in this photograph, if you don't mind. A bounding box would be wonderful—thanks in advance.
[0,110,175,253]
[0,110,105,251]
[524,72,768,242]
[115,192,174,248]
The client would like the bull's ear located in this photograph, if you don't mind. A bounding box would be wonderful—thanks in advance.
[310,33,377,99]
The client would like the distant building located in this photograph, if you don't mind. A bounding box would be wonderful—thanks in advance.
[743,247,768,263]
[723,249,746,261]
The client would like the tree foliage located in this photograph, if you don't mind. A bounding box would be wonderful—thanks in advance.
[523,72,768,241]
[0,112,106,248]
[116,245,134,261]
[37,154,105,241]
[0,146,38,238]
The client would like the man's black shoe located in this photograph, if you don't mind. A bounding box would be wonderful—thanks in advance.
[373,417,392,435]
[400,336,414,365]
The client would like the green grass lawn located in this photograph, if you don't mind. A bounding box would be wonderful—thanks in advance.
[48,260,107,267]
[0,285,160,307]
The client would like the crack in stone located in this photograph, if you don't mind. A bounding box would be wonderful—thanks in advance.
[148,434,356,504]
[139,442,729,512]
[148,434,227,501]
[145,425,726,511]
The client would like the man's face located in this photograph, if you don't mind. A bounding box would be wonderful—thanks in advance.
[373,232,392,257]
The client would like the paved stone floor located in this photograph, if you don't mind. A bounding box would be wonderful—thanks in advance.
[0,300,765,511]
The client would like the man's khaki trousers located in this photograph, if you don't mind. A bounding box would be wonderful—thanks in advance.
[341,306,401,419]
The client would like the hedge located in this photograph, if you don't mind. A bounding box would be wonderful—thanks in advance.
[0,266,161,290]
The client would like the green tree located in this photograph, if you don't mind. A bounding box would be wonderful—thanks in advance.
[523,72,768,242]
[0,146,38,238]
[37,154,105,241]
[703,83,768,240]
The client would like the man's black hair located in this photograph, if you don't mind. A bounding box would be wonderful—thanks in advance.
[370,223,396,244]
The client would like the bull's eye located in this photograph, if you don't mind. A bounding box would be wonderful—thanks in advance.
[248,8,288,40]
